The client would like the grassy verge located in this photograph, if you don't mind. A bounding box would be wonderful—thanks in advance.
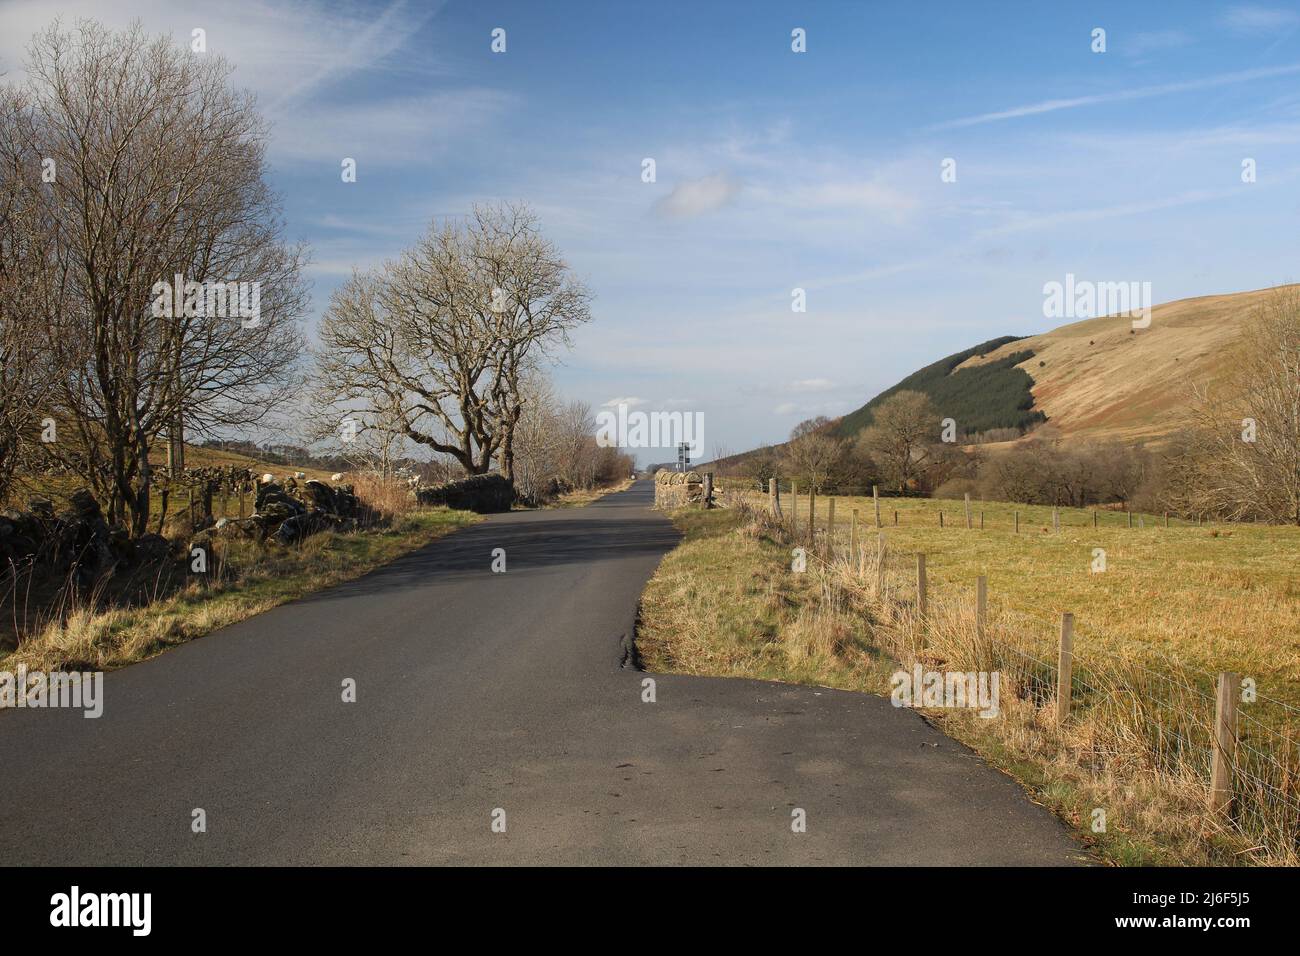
[2,508,479,674]
[545,477,635,509]
[637,497,1300,866]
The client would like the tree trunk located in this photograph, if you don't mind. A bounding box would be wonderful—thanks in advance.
[132,440,152,537]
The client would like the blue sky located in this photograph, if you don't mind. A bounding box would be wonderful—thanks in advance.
[4,0,1300,459]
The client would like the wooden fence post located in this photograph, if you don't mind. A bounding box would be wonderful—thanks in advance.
[791,481,799,538]
[976,575,987,640]
[964,493,972,529]
[1210,672,1240,814]
[1014,510,1019,534]
[893,509,898,526]
[876,533,886,597]
[850,510,859,570]
[939,510,944,528]
[1164,511,1169,528]
[916,553,927,618]
[1053,507,1059,533]
[1056,613,1074,724]
[826,499,836,556]
[769,478,778,515]
[873,484,881,528]
[979,510,984,530]
[808,489,816,545]
[1093,510,1098,528]
[1128,510,1133,529]
[704,472,713,508]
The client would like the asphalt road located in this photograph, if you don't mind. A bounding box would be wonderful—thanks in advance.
[0,480,1087,865]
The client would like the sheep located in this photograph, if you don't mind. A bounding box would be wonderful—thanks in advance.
[331,472,344,482]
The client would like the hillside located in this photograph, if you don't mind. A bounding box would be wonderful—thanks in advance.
[710,284,1290,473]
[959,285,1289,446]
[833,335,1043,439]
[836,285,1295,447]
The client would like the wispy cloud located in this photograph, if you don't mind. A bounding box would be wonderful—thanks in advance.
[1221,5,1300,35]
[268,88,514,164]
[261,0,443,115]
[1124,29,1194,58]
[932,63,1300,129]
[785,378,837,393]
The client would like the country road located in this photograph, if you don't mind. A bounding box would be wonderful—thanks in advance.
[0,480,1086,865]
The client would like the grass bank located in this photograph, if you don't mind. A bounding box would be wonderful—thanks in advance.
[2,508,479,674]
[637,494,1300,866]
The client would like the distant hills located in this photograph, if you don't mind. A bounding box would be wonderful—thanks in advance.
[719,284,1289,466]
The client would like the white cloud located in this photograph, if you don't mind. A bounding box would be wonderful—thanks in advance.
[1124,30,1193,58]
[786,378,836,393]
[782,180,917,222]
[653,173,740,219]
[773,401,846,417]
[0,0,441,95]
[1221,5,1300,34]
[603,396,645,408]
[268,88,514,165]
[0,0,478,169]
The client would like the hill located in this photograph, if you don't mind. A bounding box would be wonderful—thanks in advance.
[737,284,1293,467]
[958,285,1290,446]
[833,335,1043,439]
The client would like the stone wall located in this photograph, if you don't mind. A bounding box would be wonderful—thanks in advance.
[654,469,707,509]
[415,472,515,513]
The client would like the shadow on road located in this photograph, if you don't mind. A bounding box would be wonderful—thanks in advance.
[294,487,681,605]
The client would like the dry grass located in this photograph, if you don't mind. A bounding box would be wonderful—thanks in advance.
[349,473,417,520]
[544,477,635,509]
[638,493,1300,866]
[964,284,1300,447]
[755,490,1300,695]
[1,507,479,674]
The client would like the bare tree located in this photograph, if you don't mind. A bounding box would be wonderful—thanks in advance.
[743,445,779,489]
[555,399,597,489]
[1165,288,1300,523]
[509,373,565,505]
[783,417,844,492]
[14,21,306,531]
[315,202,591,484]
[0,85,62,504]
[857,391,941,493]
[981,441,1051,504]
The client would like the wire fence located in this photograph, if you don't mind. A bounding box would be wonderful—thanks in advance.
[733,484,1300,864]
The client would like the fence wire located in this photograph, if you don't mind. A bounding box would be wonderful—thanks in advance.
[734,489,1300,862]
